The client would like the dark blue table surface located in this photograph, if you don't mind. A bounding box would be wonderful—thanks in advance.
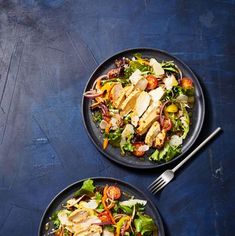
[0,0,234,235]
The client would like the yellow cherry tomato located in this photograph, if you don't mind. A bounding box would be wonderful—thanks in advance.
[165,104,178,113]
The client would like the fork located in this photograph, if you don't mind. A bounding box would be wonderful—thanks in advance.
[148,127,222,195]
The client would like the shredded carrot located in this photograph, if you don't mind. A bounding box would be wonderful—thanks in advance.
[105,123,111,133]
[103,138,109,150]
[102,185,116,225]
[125,219,132,231]
[96,79,102,90]
[103,124,111,150]
[95,96,104,103]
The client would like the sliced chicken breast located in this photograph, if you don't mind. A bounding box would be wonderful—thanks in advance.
[110,83,123,101]
[137,104,160,135]
[68,209,89,223]
[153,130,166,148]
[134,77,148,91]
[145,121,161,147]
[113,89,126,109]
[131,91,151,127]
[120,89,141,116]
[74,225,102,236]
[134,91,151,117]
[124,84,134,97]
[72,216,101,235]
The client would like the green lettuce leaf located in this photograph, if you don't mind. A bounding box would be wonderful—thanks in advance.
[149,143,181,162]
[51,211,60,230]
[134,212,156,235]
[149,149,160,161]
[74,179,95,197]
[107,128,123,147]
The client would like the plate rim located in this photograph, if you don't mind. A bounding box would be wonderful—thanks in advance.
[81,47,205,169]
[38,177,165,236]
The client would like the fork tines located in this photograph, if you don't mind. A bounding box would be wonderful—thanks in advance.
[148,177,166,194]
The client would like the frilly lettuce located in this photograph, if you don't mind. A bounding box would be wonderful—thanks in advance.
[134,212,157,235]
[74,179,95,197]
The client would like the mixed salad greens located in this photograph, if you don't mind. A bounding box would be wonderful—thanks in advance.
[47,179,158,236]
[84,53,194,162]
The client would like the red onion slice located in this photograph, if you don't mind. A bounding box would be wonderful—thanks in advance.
[83,90,104,98]
[160,100,170,127]
[92,221,113,226]
[98,103,109,116]
[91,75,108,90]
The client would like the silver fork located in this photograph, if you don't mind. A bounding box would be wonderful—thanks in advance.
[148,127,222,195]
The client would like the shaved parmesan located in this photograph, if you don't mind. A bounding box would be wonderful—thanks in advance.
[120,199,147,207]
[176,94,188,102]
[164,74,178,90]
[83,200,98,209]
[121,124,134,139]
[129,69,142,85]
[149,58,164,76]
[137,144,149,152]
[169,135,183,147]
[149,87,165,103]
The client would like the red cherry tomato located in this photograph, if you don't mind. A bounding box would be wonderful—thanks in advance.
[98,211,112,223]
[146,75,158,90]
[106,186,121,200]
[180,77,193,89]
[132,142,146,157]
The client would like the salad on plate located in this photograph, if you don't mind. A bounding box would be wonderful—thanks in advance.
[47,179,158,236]
[84,53,195,162]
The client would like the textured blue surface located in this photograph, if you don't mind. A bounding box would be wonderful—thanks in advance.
[0,0,234,235]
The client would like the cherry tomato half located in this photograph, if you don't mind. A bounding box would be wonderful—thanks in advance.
[180,77,193,89]
[132,142,146,157]
[106,186,121,200]
[98,211,112,223]
[146,75,158,90]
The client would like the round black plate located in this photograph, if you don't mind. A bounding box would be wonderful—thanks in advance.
[38,177,165,236]
[82,48,205,169]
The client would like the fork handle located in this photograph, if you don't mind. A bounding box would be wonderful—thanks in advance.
[172,127,222,173]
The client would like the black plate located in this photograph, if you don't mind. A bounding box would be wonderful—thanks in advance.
[38,177,165,236]
[82,48,205,169]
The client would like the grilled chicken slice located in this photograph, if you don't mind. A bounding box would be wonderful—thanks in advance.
[131,91,151,127]
[113,89,126,109]
[124,84,134,97]
[120,89,141,116]
[110,83,123,101]
[57,210,73,226]
[137,104,160,135]
[145,121,161,147]
[68,209,89,223]
[123,77,147,98]
[74,224,102,236]
[134,77,148,91]
[72,216,101,235]
[153,130,166,148]
[134,91,151,117]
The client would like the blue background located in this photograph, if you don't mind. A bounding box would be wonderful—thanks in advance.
[0,0,234,235]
